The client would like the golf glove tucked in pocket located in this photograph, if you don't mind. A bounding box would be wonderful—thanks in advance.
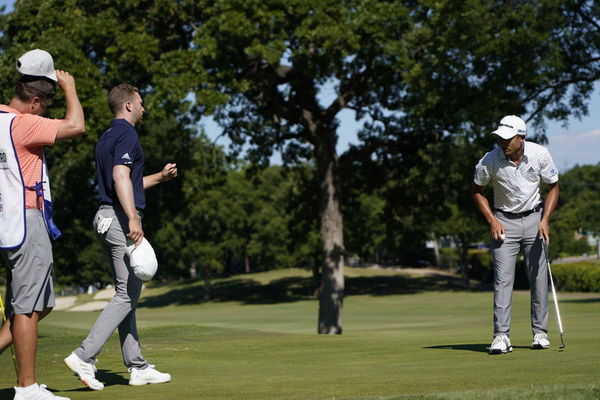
[96,216,113,234]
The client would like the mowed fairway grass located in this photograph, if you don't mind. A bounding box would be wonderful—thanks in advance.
[0,268,599,400]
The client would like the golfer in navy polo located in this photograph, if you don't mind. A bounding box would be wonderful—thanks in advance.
[64,84,177,389]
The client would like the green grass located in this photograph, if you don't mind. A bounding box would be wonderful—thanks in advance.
[1,269,599,399]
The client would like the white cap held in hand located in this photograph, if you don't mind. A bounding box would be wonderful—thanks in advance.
[126,237,158,281]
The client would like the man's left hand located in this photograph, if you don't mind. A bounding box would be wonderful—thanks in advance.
[160,163,178,182]
[538,219,550,243]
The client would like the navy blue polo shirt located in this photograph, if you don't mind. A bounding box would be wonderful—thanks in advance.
[95,119,145,210]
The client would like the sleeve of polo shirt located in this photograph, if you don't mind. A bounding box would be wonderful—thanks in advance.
[113,132,137,166]
[473,155,491,186]
[540,148,559,184]
[12,114,62,148]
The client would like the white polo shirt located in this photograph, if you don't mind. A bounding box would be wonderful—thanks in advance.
[474,141,559,213]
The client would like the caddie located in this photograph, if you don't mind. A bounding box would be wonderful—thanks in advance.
[472,115,559,355]
[0,49,85,400]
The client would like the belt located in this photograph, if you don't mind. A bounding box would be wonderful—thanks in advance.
[99,204,144,218]
[496,204,542,218]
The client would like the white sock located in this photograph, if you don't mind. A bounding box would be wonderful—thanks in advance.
[14,383,38,392]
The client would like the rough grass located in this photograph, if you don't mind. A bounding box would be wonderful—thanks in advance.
[0,268,598,399]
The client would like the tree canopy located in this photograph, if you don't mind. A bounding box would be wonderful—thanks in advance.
[0,0,599,334]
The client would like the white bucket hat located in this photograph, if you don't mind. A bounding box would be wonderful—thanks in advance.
[126,237,158,281]
[491,115,526,139]
[16,49,57,82]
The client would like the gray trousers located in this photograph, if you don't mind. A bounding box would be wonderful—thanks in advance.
[492,208,548,336]
[74,206,148,369]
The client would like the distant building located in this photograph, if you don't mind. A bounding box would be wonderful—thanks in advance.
[575,230,600,247]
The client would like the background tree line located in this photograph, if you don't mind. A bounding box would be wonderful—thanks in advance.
[0,0,599,334]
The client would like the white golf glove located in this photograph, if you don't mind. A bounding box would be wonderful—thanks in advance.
[96,216,113,234]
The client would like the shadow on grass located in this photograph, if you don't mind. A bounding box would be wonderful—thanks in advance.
[562,297,600,303]
[97,369,128,387]
[140,272,472,308]
[423,343,490,353]
[63,369,128,392]
[424,344,531,353]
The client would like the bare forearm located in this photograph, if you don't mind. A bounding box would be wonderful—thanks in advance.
[542,183,559,222]
[144,163,178,189]
[143,172,164,190]
[114,175,138,220]
[63,85,84,132]
[472,191,495,224]
[55,70,85,140]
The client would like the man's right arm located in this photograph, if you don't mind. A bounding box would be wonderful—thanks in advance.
[472,184,504,241]
[55,70,85,141]
[113,165,143,245]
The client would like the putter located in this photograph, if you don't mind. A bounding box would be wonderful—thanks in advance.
[541,237,566,349]
[0,293,18,374]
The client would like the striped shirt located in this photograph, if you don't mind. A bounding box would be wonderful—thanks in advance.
[0,104,62,209]
[474,141,559,213]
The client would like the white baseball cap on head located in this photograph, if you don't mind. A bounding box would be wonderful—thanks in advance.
[126,237,158,281]
[16,49,57,82]
[491,115,526,139]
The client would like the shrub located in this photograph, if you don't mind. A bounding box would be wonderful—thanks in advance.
[438,248,494,283]
[551,261,600,292]
[468,249,493,282]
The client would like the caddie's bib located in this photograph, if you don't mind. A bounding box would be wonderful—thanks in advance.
[0,112,61,249]
[0,112,26,249]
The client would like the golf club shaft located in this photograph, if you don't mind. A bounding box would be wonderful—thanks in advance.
[546,259,564,335]
[541,237,565,345]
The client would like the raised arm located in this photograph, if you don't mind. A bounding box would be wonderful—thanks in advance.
[143,163,178,190]
[55,70,85,141]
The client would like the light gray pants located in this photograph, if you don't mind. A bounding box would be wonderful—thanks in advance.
[492,208,548,337]
[74,206,148,369]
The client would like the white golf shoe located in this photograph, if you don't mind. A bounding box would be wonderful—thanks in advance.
[129,364,171,386]
[532,332,550,349]
[489,334,512,354]
[13,383,70,400]
[63,352,104,391]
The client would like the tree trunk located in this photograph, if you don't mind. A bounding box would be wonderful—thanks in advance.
[460,239,470,288]
[244,254,250,274]
[315,131,344,335]
[189,259,198,279]
[203,264,211,301]
[432,237,442,268]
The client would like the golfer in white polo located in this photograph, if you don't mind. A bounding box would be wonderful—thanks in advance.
[472,115,559,354]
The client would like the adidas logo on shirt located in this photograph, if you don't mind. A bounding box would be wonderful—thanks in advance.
[122,153,131,160]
